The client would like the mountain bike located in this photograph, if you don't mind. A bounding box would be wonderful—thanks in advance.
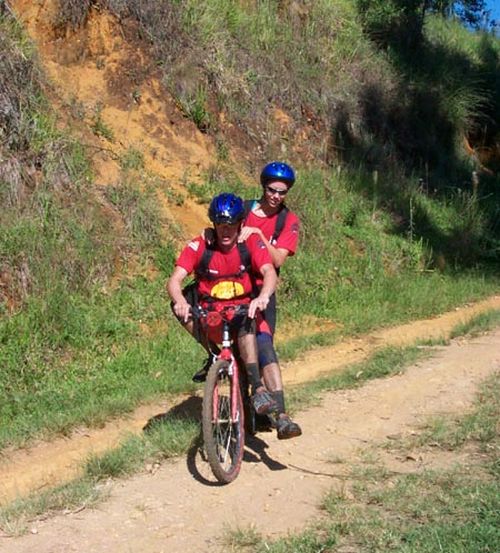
[193,303,257,484]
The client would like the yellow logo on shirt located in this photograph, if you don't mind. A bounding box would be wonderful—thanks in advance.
[210,281,244,299]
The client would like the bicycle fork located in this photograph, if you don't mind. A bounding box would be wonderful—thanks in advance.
[212,321,240,423]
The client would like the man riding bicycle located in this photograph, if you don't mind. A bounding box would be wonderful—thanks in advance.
[167,192,278,416]
[191,165,302,440]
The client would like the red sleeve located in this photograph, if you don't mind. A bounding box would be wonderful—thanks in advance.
[275,211,300,255]
[176,237,204,274]
[247,234,273,273]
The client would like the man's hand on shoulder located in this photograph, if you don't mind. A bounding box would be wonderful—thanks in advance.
[238,226,261,243]
[201,227,215,245]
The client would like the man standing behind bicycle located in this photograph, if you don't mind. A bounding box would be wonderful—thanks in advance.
[167,193,278,416]
[238,161,302,440]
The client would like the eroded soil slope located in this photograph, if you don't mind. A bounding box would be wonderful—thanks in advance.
[1,317,499,552]
[10,0,216,236]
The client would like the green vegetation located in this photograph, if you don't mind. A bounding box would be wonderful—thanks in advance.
[1,4,499,454]
[0,11,191,449]
[1,309,499,532]
[91,103,115,142]
[220,370,500,553]
[449,308,500,338]
[0,478,102,537]
[0,3,498,539]
[0,414,200,535]
[175,84,212,132]
[57,1,500,181]
[85,415,199,479]
[120,146,145,172]
[0,343,433,533]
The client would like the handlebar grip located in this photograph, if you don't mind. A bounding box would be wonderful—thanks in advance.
[190,303,250,320]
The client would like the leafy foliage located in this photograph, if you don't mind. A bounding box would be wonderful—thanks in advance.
[357,0,490,48]
[0,1,498,454]
[52,1,500,192]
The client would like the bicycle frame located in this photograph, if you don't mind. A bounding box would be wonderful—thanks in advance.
[196,304,248,483]
[217,317,242,423]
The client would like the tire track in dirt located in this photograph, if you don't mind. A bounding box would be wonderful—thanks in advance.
[1,295,499,506]
[1,321,499,551]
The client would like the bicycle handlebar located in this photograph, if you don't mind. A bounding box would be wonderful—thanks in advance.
[191,303,250,322]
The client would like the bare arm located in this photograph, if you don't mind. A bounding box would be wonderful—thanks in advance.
[167,266,191,322]
[239,226,290,268]
[248,263,277,319]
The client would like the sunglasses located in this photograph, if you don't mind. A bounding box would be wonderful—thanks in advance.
[266,186,288,196]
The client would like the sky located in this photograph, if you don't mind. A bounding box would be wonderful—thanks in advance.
[485,0,500,23]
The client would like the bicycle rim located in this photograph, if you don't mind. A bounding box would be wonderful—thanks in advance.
[202,359,245,483]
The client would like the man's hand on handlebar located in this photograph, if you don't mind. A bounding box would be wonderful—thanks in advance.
[248,294,269,319]
[173,299,192,323]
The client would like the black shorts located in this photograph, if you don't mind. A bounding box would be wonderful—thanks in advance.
[261,292,277,335]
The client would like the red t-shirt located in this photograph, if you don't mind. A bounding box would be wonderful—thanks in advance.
[176,235,272,301]
[245,205,300,255]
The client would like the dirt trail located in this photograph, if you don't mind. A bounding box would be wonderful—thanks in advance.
[3,4,500,548]
[1,295,499,507]
[1,320,499,551]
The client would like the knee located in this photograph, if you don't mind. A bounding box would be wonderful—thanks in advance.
[257,332,278,367]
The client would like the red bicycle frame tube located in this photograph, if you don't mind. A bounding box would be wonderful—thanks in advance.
[211,347,242,423]
[199,304,247,427]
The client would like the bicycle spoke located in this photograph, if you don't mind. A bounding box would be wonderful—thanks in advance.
[202,360,245,483]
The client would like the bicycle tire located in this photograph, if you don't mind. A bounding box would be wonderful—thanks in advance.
[202,359,245,483]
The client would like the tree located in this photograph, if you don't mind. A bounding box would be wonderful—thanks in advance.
[427,1,489,28]
[357,1,490,49]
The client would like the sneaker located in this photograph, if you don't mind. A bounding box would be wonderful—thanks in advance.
[251,389,278,415]
[192,354,216,383]
[276,415,302,440]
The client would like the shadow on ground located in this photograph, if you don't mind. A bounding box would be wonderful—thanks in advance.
[143,395,202,431]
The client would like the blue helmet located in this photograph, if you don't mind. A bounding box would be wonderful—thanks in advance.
[260,161,295,188]
[208,193,245,224]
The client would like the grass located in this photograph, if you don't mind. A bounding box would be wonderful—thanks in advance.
[219,368,500,553]
[0,478,103,537]
[55,1,500,189]
[0,415,200,535]
[120,146,145,172]
[1,167,499,450]
[219,524,262,551]
[1,311,499,533]
[1,1,500,526]
[90,103,115,142]
[85,415,199,480]
[176,84,212,132]
[285,345,430,415]
[449,308,500,339]
[410,370,500,452]
[2,0,499,455]
[2,162,499,452]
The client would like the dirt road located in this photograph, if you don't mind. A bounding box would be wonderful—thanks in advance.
[1,295,499,507]
[1,306,499,552]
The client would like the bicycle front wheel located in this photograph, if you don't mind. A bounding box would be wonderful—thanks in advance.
[202,359,245,483]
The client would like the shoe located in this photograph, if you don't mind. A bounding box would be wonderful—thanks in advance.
[251,389,278,415]
[276,415,302,440]
[192,354,216,383]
